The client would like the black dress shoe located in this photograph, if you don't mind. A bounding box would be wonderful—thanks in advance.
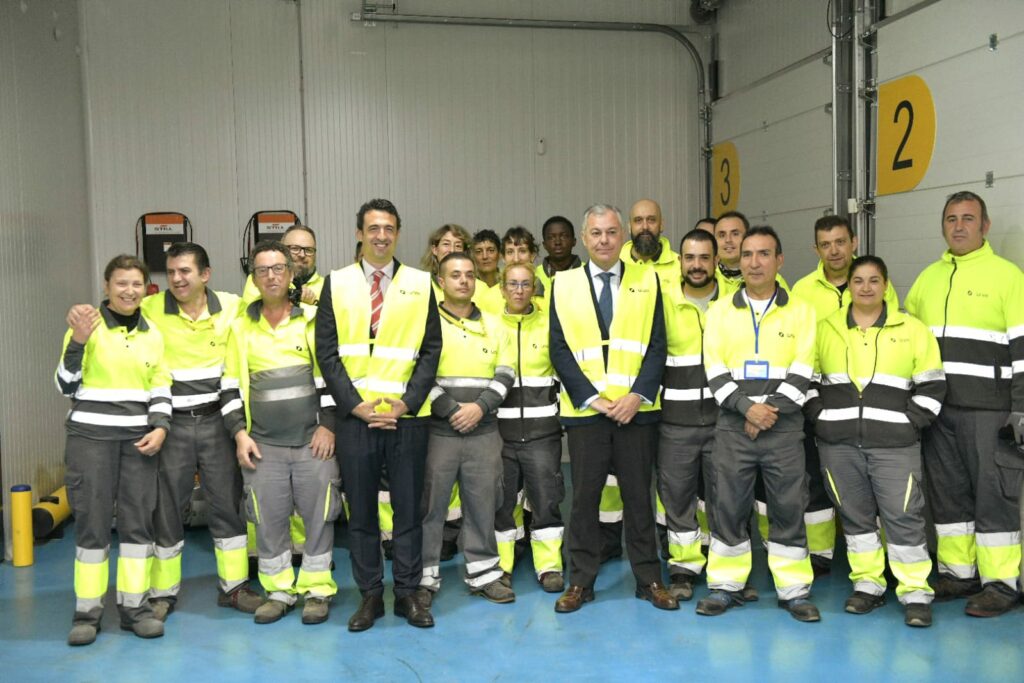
[348,594,385,632]
[395,594,434,628]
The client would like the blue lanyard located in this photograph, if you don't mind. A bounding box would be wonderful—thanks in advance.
[748,289,778,357]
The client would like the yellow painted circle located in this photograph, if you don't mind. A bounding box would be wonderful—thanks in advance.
[876,74,936,195]
[712,141,740,216]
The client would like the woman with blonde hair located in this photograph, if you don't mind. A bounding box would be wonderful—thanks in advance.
[421,224,472,297]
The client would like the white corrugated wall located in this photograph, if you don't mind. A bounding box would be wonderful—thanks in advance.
[873,1,1024,298]
[711,0,831,283]
[82,0,702,274]
[0,0,92,558]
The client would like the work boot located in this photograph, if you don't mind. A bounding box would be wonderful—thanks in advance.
[121,617,165,639]
[440,539,458,562]
[695,590,743,616]
[778,597,821,623]
[217,584,264,614]
[539,572,565,593]
[347,593,385,632]
[499,572,513,589]
[668,573,696,601]
[254,599,292,624]
[150,598,174,622]
[844,591,886,614]
[472,578,516,604]
[931,574,981,601]
[414,587,434,609]
[67,623,98,647]
[904,603,933,628]
[740,582,759,602]
[302,597,330,625]
[965,583,1018,618]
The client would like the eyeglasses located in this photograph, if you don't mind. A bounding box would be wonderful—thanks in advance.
[253,264,288,277]
[504,280,534,291]
[286,245,317,256]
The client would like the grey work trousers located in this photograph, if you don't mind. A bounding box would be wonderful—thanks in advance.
[707,427,811,600]
[154,411,246,597]
[922,405,1023,588]
[495,434,565,570]
[420,430,504,592]
[656,423,715,577]
[65,433,159,626]
[819,441,933,604]
[242,442,341,604]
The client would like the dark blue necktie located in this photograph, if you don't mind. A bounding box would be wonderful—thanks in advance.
[598,271,614,329]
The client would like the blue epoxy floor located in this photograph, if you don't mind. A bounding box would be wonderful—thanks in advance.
[2,521,1023,682]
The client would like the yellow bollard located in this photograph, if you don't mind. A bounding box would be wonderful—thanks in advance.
[11,484,34,567]
[32,486,71,539]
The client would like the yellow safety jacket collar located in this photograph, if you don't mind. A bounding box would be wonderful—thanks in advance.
[99,301,149,332]
[162,288,224,316]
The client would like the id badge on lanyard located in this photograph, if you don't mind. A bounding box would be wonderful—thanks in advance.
[745,290,777,381]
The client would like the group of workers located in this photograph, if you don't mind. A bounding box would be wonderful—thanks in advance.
[56,191,1023,646]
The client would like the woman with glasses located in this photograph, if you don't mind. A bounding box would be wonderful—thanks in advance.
[222,241,341,626]
[58,255,172,646]
[808,255,945,628]
[494,263,566,592]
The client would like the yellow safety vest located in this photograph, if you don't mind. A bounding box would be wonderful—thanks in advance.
[140,289,241,409]
[554,264,661,419]
[330,263,434,418]
[661,283,717,426]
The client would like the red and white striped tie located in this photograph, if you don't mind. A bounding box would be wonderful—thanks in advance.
[370,270,384,336]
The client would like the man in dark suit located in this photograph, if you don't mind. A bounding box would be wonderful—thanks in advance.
[548,203,677,613]
[316,198,441,631]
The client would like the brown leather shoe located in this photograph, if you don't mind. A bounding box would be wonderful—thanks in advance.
[554,585,594,613]
[636,582,680,611]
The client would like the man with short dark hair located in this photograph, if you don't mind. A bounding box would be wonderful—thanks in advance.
[714,211,788,296]
[538,215,582,295]
[905,190,1024,617]
[655,229,721,600]
[698,226,820,622]
[316,198,441,631]
[418,252,516,605]
[243,224,325,305]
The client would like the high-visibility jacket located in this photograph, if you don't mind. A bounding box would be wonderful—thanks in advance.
[551,263,663,421]
[792,261,899,321]
[428,306,515,436]
[704,285,816,433]
[620,237,681,286]
[329,263,434,418]
[716,268,789,299]
[140,289,242,410]
[242,270,325,305]
[472,280,505,316]
[56,305,172,440]
[809,303,946,447]
[498,304,561,442]
[221,301,334,441]
[661,283,718,427]
[905,241,1024,412]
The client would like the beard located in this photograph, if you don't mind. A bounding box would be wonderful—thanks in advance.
[633,231,660,258]
[683,268,712,289]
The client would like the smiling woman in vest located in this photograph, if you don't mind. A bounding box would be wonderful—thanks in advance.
[807,255,945,628]
[493,262,565,593]
[57,254,172,646]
